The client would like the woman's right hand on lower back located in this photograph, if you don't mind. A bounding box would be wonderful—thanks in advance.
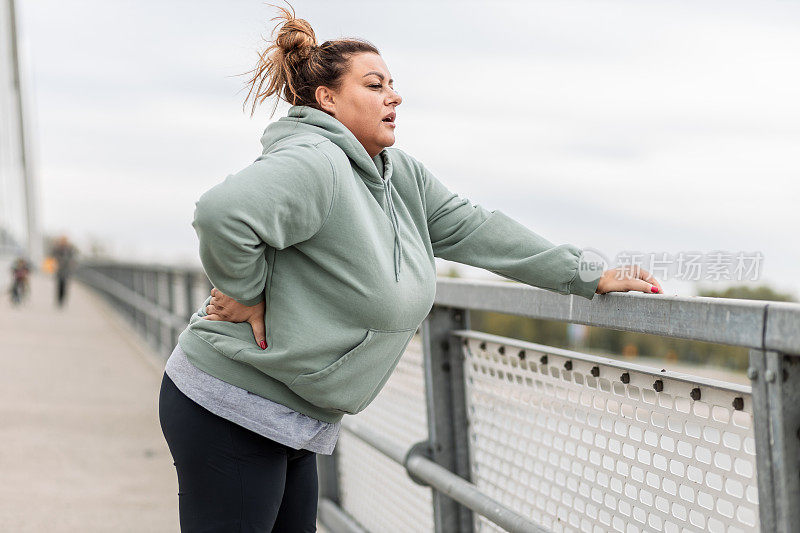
[203,288,267,349]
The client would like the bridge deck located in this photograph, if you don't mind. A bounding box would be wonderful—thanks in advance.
[0,273,179,531]
[0,272,330,532]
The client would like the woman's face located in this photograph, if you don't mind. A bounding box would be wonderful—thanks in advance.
[316,52,402,158]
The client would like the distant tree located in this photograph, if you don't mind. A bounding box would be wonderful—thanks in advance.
[87,236,110,259]
[471,283,798,374]
[697,284,796,302]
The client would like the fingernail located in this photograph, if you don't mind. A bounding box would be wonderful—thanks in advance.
[651,286,659,293]
[260,341,267,350]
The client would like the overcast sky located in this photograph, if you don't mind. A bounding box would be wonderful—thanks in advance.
[16,0,800,297]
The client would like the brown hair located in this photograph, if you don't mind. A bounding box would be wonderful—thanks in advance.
[240,1,381,118]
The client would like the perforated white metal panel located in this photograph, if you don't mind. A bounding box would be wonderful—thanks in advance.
[337,332,435,532]
[460,332,757,533]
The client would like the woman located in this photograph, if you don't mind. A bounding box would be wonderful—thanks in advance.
[159,4,662,532]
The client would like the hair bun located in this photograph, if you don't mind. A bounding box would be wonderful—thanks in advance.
[240,1,380,119]
[274,12,317,60]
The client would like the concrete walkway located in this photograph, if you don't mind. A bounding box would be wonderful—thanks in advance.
[0,273,178,531]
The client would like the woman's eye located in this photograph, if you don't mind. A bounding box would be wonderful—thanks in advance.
[369,84,399,94]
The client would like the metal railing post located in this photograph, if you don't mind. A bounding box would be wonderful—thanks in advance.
[421,305,474,533]
[316,452,341,507]
[749,349,800,533]
[166,270,177,350]
[143,269,155,349]
[184,271,195,321]
[151,269,162,353]
[125,266,136,325]
[132,269,144,334]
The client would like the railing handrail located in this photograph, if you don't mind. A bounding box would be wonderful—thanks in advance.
[78,258,202,274]
[434,277,800,355]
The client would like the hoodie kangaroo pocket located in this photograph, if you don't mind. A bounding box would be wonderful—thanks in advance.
[289,327,417,415]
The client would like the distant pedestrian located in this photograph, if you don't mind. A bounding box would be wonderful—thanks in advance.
[9,257,31,306]
[51,235,77,308]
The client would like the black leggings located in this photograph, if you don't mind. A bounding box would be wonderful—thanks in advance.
[158,372,319,532]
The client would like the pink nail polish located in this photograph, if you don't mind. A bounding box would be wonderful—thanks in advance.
[260,341,267,350]
[651,286,659,293]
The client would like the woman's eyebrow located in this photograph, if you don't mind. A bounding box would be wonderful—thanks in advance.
[363,71,394,84]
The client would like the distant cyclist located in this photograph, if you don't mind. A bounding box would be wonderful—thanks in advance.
[9,257,31,306]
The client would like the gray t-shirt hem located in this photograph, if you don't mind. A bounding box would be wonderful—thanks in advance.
[164,343,339,455]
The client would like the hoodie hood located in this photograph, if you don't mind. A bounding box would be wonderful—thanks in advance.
[259,105,403,281]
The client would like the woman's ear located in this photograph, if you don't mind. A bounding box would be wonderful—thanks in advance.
[315,85,336,115]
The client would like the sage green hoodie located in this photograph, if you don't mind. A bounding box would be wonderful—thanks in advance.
[178,104,599,423]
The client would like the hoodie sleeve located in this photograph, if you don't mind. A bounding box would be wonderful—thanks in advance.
[421,163,600,300]
[192,143,335,306]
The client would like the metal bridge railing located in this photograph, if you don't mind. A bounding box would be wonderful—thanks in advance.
[75,260,213,355]
[76,260,800,533]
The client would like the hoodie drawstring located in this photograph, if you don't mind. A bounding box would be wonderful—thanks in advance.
[272,106,403,281]
[383,177,402,282]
